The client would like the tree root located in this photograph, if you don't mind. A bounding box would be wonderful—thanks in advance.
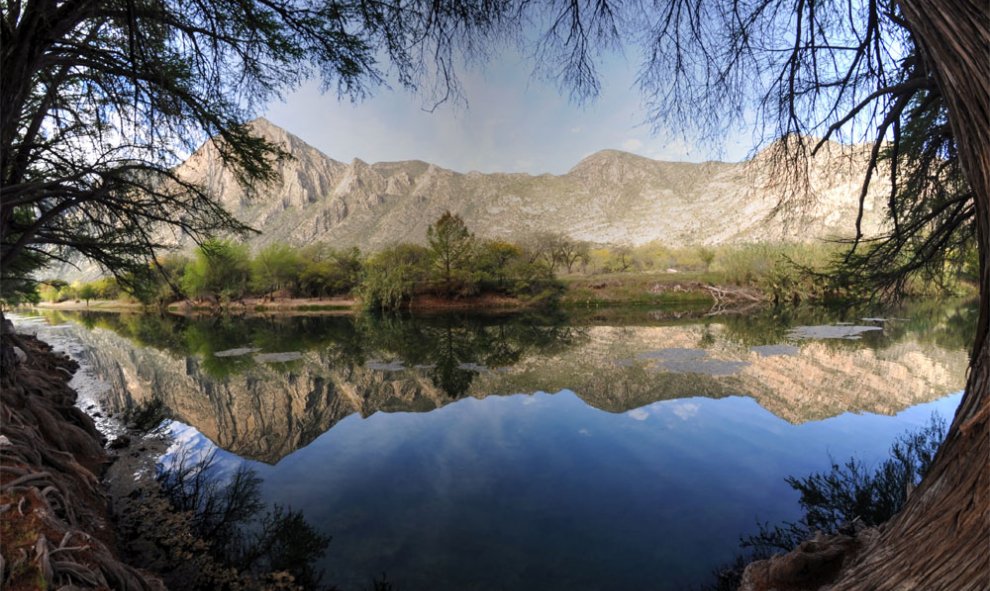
[1,332,164,591]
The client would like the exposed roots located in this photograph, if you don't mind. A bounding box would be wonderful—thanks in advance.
[1,331,164,591]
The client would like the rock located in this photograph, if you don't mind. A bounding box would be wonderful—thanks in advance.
[12,346,27,364]
[108,435,131,450]
[741,532,860,591]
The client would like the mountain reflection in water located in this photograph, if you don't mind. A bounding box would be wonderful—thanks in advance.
[24,301,974,590]
[37,302,973,464]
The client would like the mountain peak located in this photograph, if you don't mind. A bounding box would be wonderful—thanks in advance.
[567,149,665,174]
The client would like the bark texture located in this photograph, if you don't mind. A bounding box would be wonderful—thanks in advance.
[742,2,988,589]
[830,1,990,588]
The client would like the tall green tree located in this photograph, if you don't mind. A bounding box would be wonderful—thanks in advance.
[426,211,475,296]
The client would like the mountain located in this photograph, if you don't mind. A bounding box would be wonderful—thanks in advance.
[173,118,889,252]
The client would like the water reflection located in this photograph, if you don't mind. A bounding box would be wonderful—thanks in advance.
[33,301,974,463]
[18,302,975,590]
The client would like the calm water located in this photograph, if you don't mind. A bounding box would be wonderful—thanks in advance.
[14,301,976,590]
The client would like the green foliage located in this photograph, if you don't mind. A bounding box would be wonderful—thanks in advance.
[475,239,523,291]
[360,244,432,311]
[518,231,591,273]
[182,240,251,303]
[250,243,304,298]
[121,254,191,307]
[58,284,78,302]
[77,282,97,305]
[712,243,842,303]
[698,247,716,271]
[36,285,55,303]
[427,211,476,295]
[298,246,363,298]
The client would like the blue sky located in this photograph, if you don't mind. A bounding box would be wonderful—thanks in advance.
[264,49,756,175]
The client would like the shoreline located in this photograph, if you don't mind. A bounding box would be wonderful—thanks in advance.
[28,279,729,316]
[1,316,329,590]
[0,322,163,590]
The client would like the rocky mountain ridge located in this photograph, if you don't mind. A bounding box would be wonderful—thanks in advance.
[174,118,890,252]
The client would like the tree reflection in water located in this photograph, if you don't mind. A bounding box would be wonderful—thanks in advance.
[152,448,331,590]
[699,413,948,591]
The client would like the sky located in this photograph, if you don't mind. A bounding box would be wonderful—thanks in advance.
[264,50,756,175]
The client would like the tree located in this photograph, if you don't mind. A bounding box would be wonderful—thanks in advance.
[77,282,97,306]
[250,243,303,299]
[475,239,524,291]
[181,239,250,304]
[606,244,633,273]
[0,0,521,300]
[121,254,189,308]
[554,235,591,274]
[297,245,362,298]
[360,243,431,311]
[426,211,475,296]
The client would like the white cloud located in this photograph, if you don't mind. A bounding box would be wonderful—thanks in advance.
[671,402,700,421]
[627,408,650,421]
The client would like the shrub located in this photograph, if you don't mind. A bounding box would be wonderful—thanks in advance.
[360,243,431,311]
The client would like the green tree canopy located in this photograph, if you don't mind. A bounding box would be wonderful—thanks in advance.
[181,239,250,303]
[250,243,304,299]
[360,243,431,311]
[426,211,476,296]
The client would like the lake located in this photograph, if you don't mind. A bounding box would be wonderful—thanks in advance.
[13,301,975,590]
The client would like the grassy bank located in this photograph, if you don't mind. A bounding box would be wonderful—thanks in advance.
[559,271,721,308]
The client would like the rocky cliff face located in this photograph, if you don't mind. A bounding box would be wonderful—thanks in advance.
[174,118,889,251]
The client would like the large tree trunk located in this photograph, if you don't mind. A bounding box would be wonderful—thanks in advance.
[830,1,989,588]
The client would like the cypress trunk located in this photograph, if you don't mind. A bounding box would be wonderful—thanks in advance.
[830,2,990,588]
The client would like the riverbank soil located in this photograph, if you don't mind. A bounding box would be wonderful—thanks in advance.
[0,325,161,590]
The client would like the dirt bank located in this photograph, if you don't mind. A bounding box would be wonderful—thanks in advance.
[0,323,162,590]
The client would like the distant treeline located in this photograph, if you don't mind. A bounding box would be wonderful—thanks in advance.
[40,212,563,311]
[35,211,978,311]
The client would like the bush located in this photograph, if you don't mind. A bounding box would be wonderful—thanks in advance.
[182,239,251,302]
[360,243,431,311]
[250,243,304,298]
